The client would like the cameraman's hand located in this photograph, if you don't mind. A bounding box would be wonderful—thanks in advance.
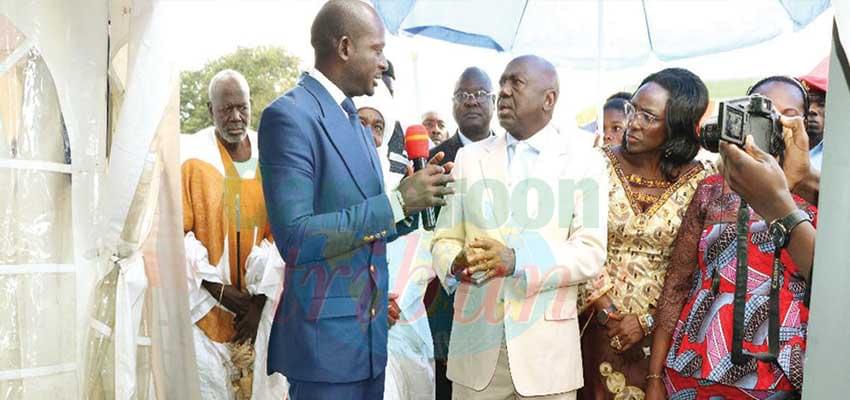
[780,115,813,189]
[719,135,797,221]
[398,152,455,215]
[780,115,820,204]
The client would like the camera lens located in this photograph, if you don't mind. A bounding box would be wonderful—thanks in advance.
[700,119,721,153]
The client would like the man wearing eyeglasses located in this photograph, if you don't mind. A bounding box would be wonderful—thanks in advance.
[429,67,496,165]
[426,66,496,399]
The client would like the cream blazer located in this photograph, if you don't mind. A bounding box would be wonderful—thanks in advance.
[431,126,608,396]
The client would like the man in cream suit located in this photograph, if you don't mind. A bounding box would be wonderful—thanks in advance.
[431,55,608,399]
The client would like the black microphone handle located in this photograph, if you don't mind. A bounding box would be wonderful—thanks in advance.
[422,205,437,231]
[411,157,428,171]
[410,157,437,230]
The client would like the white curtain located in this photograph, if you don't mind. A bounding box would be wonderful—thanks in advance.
[0,0,107,396]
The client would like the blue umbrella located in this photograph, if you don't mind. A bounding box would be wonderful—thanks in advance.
[374,0,831,69]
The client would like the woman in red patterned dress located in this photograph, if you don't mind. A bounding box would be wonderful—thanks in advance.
[646,76,819,399]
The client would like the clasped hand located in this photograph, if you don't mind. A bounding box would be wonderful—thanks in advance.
[202,281,265,344]
[606,312,645,354]
[451,238,516,284]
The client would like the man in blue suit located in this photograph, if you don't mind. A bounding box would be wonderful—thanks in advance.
[258,1,454,398]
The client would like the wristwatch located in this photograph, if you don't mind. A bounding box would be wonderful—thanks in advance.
[597,304,617,326]
[638,313,655,336]
[768,209,812,249]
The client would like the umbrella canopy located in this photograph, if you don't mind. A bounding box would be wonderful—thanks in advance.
[374,0,831,69]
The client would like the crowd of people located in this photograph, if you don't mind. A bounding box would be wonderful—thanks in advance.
[178,1,825,399]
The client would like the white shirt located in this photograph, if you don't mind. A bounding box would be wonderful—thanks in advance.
[307,68,407,223]
[505,124,555,186]
[457,130,494,147]
[810,140,824,172]
[307,68,346,113]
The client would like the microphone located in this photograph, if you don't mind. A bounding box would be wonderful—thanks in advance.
[404,124,437,231]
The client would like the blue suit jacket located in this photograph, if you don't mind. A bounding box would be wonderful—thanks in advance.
[259,73,415,383]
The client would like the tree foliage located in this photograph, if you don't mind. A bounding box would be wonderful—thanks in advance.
[180,46,300,133]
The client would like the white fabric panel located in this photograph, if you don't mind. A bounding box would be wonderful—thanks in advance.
[2,3,108,400]
[0,27,75,399]
[244,239,288,400]
[192,326,235,400]
[0,159,71,174]
[184,232,227,324]
[0,263,74,274]
[114,251,148,400]
[103,1,177,250]
[102,2,199,398]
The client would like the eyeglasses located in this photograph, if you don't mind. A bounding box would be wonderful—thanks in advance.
[624,102,661,127]
[452,90,494,104]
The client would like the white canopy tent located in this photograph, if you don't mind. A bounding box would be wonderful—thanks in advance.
[1,0,198,398]
[0,0,849,399]
[1,0,106,397]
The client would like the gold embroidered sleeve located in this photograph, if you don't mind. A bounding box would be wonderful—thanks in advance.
[579,267,614,312]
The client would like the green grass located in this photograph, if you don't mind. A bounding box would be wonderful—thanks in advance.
[705,78,759,101]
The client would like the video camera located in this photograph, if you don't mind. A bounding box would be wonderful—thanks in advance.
[699,94,784,158]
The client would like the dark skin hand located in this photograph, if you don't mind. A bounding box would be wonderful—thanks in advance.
[388,292,400,328]
[645,377,666,400]
[646,329,673,400]
[719,135,815,282]
[234,294,266,344]
[779,115,820,205]
[202,280,252,316]
[606,311,645,353]
[202,281,264,343]
[398,152,455,215]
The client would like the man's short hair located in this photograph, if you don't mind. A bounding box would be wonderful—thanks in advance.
[310,0,373,60]
[208,69,250,103]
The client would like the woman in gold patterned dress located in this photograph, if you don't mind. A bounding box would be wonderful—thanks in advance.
[578,68,715,400]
